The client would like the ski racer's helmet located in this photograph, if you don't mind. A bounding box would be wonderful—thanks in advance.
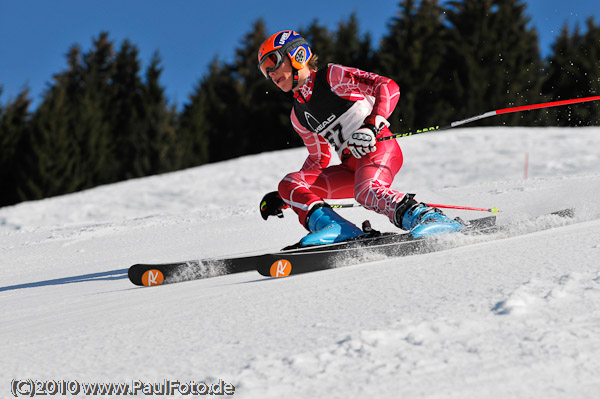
[257,30,313,85]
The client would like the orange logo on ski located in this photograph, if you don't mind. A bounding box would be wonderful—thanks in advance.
[270,259,292,277]
[142,269,164,286]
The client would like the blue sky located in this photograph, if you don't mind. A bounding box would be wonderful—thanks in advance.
[0,0,597,110]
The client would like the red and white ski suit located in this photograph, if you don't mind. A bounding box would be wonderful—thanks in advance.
[278,64,406,226]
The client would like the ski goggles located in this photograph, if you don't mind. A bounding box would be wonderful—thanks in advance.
[258,51,284,79]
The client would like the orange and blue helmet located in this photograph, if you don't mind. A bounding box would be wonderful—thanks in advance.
[257,30,313,79]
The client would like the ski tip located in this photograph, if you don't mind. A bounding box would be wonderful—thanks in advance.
[128,265,165,287]
[269,259,293,277]
[490,207,500,215]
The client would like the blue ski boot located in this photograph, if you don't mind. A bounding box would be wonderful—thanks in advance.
[299,203,365,247]
[394,194,464,238]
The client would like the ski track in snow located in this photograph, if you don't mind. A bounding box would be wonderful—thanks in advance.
[2,127,600,399]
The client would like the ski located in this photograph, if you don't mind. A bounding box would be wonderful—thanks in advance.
[128,255,262,287]
[257,214,497,278]
[128,214,496,286]
[128,209,573,286]
[256,208,574,278]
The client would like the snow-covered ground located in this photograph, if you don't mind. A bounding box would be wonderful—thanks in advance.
[2,127,600,398]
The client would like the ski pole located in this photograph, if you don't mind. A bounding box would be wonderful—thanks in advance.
[378,95,600,141]
[330,202,500,214]
[424,203,500,215]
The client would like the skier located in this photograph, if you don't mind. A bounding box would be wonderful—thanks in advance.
[257,30,462,246]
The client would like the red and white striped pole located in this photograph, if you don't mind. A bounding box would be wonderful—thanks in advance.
[379,96,600,141]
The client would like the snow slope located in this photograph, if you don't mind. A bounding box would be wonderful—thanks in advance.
[2,127,600,398]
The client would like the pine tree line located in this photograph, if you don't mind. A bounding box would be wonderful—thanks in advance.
[1,0,599,207]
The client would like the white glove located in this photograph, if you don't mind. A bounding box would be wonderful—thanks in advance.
[347,116,390,159]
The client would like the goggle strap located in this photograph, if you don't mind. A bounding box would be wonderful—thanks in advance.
[280,37,308,56]
[258,37,308,67]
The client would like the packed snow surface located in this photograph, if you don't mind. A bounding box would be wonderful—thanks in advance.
[2,127,600,398]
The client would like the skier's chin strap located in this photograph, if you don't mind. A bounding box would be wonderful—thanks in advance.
[291,69,300,91]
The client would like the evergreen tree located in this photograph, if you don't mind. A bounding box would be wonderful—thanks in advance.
[542,18,600,125]
[184,59,240,163]
[177,63,213,168]
[20,85,85,200]
[109,39,149,179]
[332,14,374,71]
[375,0,449,130]
[180,20,299,165]
[18,38,114,201]
[14,32,178,204]
[77,34,119,183]
[444,0,543,126]
[300,21,336,67]
[142,52,179,173]
[0,89,31,206]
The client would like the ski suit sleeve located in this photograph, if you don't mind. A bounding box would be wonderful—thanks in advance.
[326,64,400,126]
[291,110,332,171]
